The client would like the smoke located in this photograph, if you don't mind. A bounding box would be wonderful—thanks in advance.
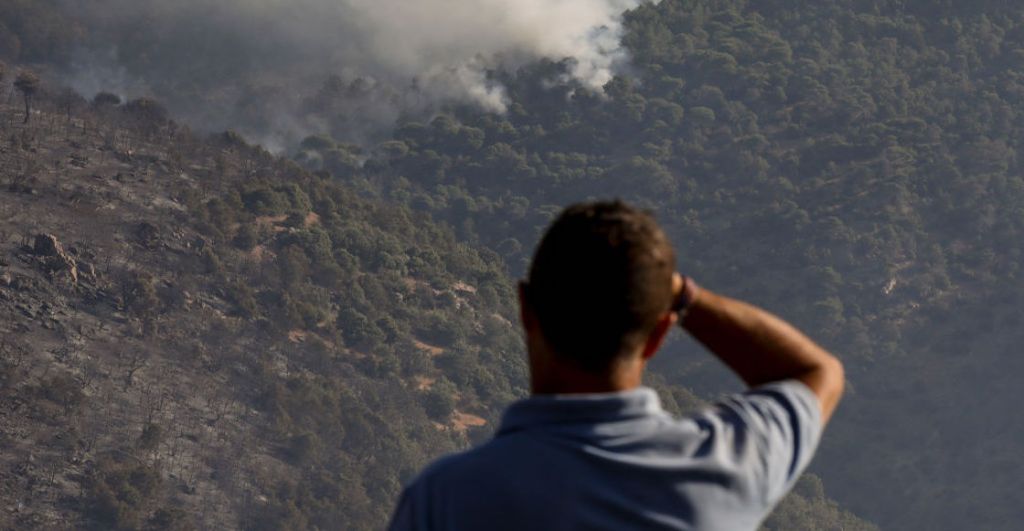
[336,0,649,110]
[59,0,655,148]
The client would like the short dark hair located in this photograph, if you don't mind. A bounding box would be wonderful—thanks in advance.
[525,200,676,372]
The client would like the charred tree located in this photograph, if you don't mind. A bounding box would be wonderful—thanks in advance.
[14,70,40,124]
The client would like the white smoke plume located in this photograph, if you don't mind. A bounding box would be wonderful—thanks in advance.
[60,0,656,145]
[338,0,651,111]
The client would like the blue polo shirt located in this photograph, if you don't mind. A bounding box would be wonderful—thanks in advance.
[388,379,822,531]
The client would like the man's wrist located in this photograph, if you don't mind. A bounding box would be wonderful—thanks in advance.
[673,276,701,321]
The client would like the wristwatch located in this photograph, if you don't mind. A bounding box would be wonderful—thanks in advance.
[672,276,700,320]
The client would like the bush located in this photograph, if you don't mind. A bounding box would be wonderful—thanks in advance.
[137,423,162,452]
[40,373,85,416]
[92,92,122,107]
[124,273,160,316]
[233,223,260,250]
[286,431,323,465]
[421,376,459,422]
[338,308,385,350]
[227,281,259,318]
[85,458,162,529]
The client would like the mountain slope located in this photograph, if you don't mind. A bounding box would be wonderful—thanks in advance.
[283,2,1024,528]
[0,86,872,529]
[0,94,528,528]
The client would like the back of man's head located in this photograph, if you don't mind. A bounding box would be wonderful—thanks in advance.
[526,200,676,372]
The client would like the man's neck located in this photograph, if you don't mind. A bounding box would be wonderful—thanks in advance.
[529,353,644,395]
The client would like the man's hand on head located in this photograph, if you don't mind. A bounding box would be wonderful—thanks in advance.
[671,273,701,322]
[671,272,684,306]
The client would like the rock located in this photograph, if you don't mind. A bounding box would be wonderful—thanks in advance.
[78,260,97,279]
[53,258,79,284]
[33,234,65,257]
[33,234,80,284]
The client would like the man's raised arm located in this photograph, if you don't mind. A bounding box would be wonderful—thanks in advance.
[676,276,845,423]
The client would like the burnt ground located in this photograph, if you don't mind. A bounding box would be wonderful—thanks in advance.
[0,101,270,529]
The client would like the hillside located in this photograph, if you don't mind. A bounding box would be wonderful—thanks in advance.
[5,0,1024,529]
[286,3,1024,529]
[0,85,871,529]
[0,93,525,528]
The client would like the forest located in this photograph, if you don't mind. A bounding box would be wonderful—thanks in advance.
[2,0,1024,529]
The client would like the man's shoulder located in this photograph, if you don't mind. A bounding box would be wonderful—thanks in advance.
[391,433,564,530]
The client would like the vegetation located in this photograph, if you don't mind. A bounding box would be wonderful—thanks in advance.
[2,0,1023,530]
[13,68,38,123]
[0,75,533,528]
[288,2,1024,529]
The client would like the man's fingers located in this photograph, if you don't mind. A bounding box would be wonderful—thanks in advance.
[671,272,684,308]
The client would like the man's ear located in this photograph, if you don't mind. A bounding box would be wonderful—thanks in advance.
[641,311,677,361]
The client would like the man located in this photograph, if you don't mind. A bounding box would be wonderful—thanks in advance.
[389,201,845,530]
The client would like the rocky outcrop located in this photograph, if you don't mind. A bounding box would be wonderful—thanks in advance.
[32,234,65,257]
[31,234,85,284]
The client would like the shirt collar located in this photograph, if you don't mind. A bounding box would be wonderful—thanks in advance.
[497,386,664,436]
